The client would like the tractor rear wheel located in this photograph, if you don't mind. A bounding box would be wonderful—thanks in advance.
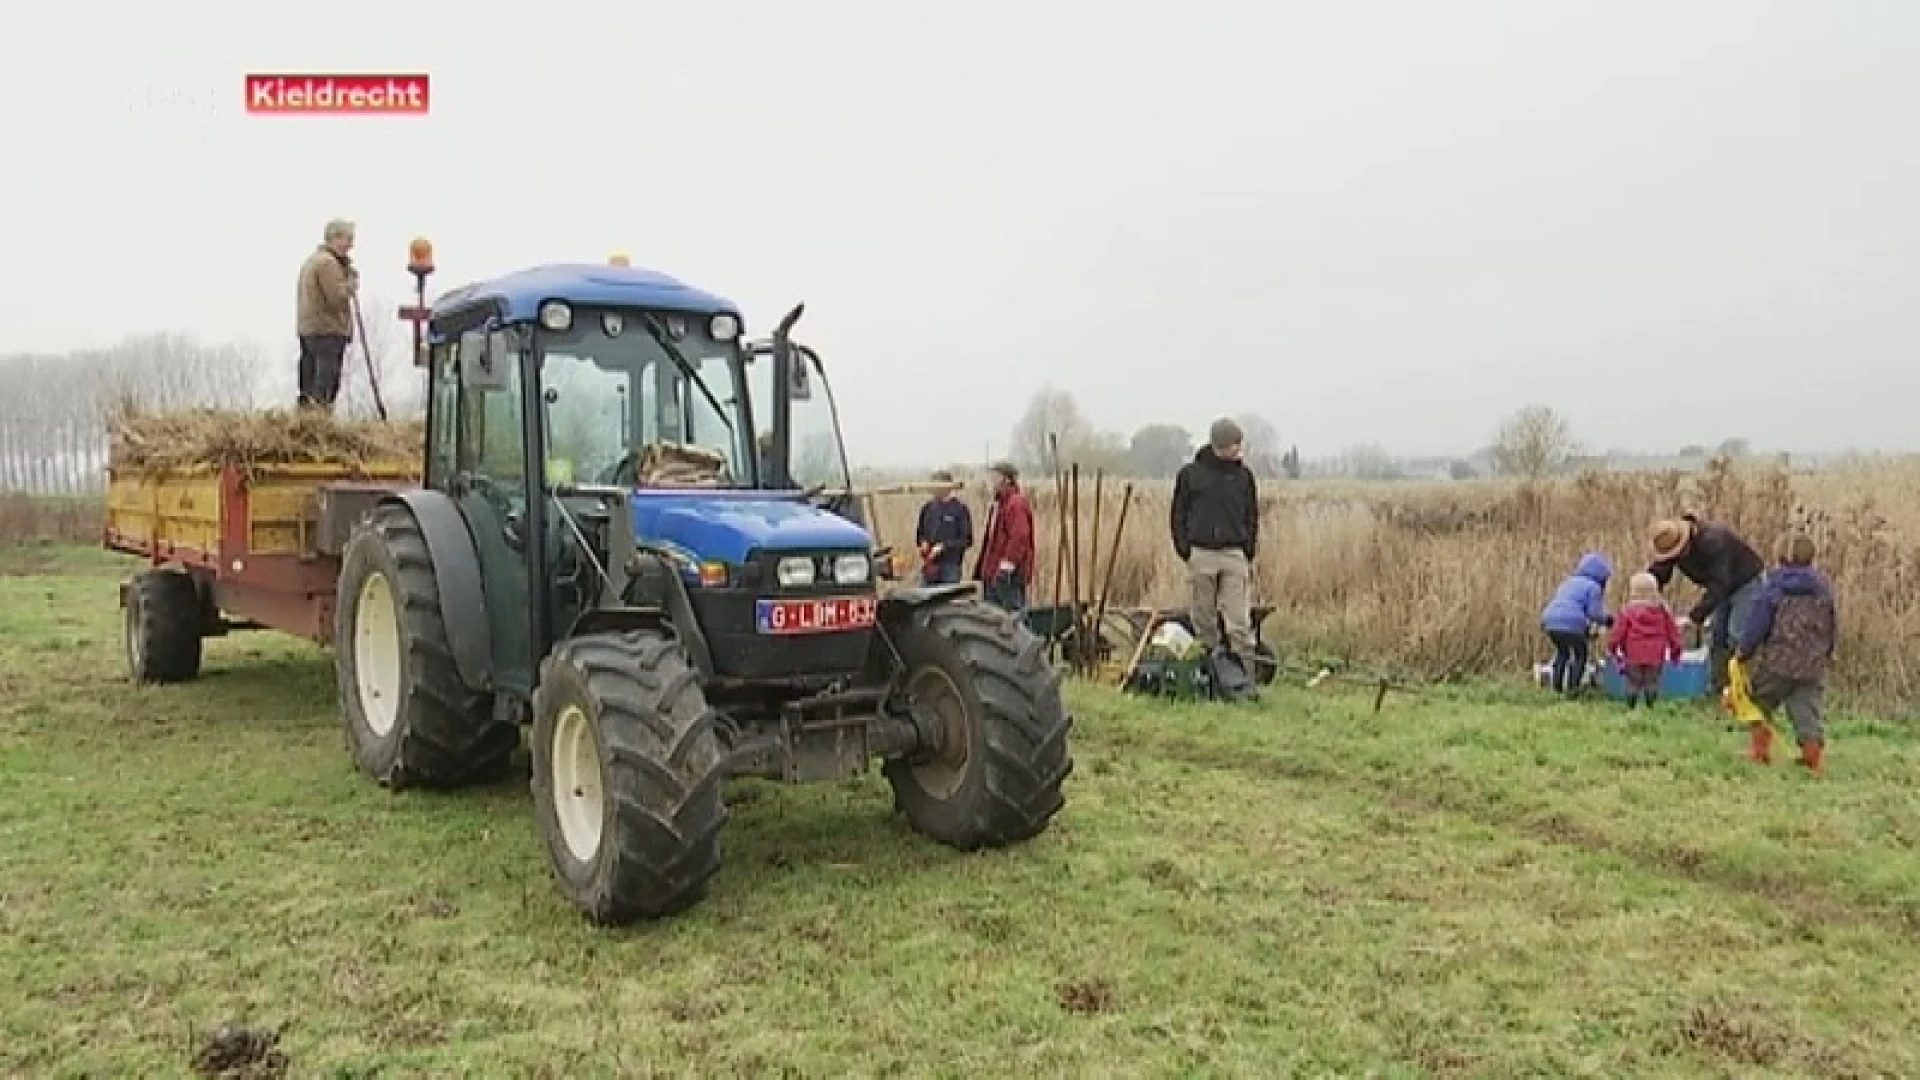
[884,602,1072,850]
[531,630,728,924]
[124,569,204,684]
[335,503,516,790]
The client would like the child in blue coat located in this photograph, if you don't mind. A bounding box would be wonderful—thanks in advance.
[1540,552,1614,696]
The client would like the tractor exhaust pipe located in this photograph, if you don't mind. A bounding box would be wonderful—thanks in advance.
[768,303,806,489]
[775,303,805,340]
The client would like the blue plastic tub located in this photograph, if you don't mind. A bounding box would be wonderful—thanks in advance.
[1594,648,1712,700]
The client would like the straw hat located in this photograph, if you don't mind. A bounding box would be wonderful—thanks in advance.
[1649,518,1691,560]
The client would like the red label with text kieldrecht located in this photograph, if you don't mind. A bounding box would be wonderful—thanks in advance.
[245,74,430,114]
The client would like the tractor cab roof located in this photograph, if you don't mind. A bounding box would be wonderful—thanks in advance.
[429,263,741,338]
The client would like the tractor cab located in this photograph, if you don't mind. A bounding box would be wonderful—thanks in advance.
[335,244,1070,927]
[739,328,866,529]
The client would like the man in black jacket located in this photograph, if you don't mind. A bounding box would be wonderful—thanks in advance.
[1172,418,1260,692]
[1647,513,1767,694]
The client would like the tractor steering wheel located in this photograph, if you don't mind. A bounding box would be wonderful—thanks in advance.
[598,450,637,488]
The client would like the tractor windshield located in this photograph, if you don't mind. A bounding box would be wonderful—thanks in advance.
[538,309,753,487]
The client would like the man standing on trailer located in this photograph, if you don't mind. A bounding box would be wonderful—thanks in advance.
[975,462,1035,612]
[295,219,359,410]
[1172,417,1260,696]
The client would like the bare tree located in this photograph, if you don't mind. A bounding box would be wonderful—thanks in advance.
[1009,386,1092,471]
[1336,443,1402,480]
[337,292,427,421]
[1127,423,1192,477]
[1491,405,1579,480]
[1233,412,1285,478]
[0,335,265,493]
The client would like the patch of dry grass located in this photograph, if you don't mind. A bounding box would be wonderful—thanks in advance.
[106,405,423,477]
[871,457,1920,708]
[0,493,101,545]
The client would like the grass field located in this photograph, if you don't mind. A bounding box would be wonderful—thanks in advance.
[6,548,1920,1077]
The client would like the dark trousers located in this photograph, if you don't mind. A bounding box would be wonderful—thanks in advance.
[1546,630,1589,695]
[983,572,1027,613]
[298,334,348,408]
[1624,663,1663,707]
[923,560,963,585]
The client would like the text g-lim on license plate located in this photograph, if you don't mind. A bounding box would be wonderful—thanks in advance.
[755,596,878,635]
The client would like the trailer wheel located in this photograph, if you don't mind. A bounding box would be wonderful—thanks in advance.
[335,503,516,790]
[884,603,1073,850]
[531,630,728,924]
[124,569,203,684]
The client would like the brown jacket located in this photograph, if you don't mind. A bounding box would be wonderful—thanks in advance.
[296,246,354,337]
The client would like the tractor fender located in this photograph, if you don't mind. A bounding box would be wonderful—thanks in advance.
[381,489,491,693]
[568,606,671,641]
[878,583,976,626]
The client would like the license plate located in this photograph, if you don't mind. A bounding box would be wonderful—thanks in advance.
[755,596,878,635]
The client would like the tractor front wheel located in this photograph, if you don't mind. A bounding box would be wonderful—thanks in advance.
[335,503,516,790]
[531,630,729,924]
[884,603,1073,850]
[124,569,204,684]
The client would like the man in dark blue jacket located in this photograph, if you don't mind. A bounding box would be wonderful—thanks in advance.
[914,471,973,585]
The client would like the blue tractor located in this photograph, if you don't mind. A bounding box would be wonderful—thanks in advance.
[333,247,1072,924]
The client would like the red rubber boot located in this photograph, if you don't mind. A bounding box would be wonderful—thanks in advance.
[1798,741,1824,775]
[1746,724,1773,765]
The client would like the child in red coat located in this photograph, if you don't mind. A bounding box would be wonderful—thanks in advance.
[1607,571,1684,708]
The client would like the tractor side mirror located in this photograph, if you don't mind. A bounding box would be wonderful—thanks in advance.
[789,355,812,402]
[462,328,516,391]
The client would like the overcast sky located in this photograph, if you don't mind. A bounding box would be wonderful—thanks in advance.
[4,0,1915,465]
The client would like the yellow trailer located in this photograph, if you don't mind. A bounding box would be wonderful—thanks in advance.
[105,461,416,681]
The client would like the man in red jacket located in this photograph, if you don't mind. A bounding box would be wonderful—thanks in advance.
[973,461,1035,612]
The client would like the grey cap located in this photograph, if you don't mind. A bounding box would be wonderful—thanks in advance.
[1208,417,1244,450]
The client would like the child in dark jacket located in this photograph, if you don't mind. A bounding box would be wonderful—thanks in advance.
[1607,571,1683,708]
[1735,531,1838,773]
[1540,552,1614,696]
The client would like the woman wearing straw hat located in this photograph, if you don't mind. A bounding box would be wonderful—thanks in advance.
[1646,513,1766,694]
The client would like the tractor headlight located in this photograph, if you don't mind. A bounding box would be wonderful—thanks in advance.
[832,553,870,585]
[538,301,572,331]
[776,556,815,588]
[709,313,740,341]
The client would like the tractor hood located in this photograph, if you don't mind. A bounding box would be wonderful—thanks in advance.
[628,490,872,565]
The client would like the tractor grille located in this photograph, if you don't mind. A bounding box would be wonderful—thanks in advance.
[689,588,874,681]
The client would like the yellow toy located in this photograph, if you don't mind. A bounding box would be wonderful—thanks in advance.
[1726,655,1775,762]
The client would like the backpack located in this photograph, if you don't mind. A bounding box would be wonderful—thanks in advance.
[1755,592,1836,685]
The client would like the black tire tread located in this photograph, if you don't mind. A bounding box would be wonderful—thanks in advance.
[127,569,203,684]
[532,630,728,924]
[337,503,515,790]
[886,602,1073,850]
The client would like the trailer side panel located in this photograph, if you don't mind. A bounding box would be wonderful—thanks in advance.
[106,462,417,644]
